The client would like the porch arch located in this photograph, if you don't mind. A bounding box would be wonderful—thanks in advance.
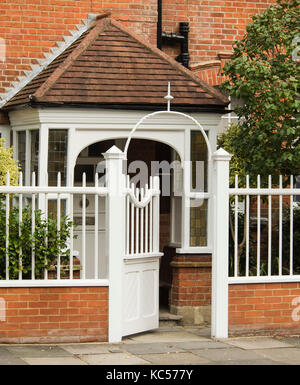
[67,128,186,184]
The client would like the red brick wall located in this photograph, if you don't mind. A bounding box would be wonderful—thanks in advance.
[0,0,276,95]
[170,255,212,308]
[0,286,108,343]
[229,282,300,335]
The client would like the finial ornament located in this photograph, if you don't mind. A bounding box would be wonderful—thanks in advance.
[164,82,174,111]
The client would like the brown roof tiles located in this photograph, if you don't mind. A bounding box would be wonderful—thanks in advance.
[2,14,229,110]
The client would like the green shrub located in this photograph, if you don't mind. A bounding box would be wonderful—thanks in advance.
[0,198,73,280]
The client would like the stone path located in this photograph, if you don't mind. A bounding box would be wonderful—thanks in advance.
[0,327,299,365]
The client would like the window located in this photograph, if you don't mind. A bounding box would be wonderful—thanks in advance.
[189,131,209,247]
[30,130,39,183]
[48,130,68,186]
[17,131,26,185]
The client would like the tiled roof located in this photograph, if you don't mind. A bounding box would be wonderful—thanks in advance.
[2,14,229,110]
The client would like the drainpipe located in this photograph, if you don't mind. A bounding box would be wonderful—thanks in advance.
[157,0,162,50]
[177,22,190,69]
[156,0,190,69]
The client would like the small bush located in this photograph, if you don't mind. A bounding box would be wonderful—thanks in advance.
[0,198,73,280]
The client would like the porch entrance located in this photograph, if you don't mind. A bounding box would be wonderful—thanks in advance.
[74,138,181,336]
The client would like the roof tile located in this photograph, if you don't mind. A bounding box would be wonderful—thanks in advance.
[2,15,228,110]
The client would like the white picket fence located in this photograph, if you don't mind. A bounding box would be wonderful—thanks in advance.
[0,151,160,288]
[211,149,300,339]
[229,175,300,283]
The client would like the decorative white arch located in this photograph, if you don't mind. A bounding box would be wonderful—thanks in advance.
[124,82,212,160]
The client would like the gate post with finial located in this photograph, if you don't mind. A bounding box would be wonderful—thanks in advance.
[103,145,126,343]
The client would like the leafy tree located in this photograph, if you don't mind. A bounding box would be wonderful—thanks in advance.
[220,0,300,182]
[0,138,19,186]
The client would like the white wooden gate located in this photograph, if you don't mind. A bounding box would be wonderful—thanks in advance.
[103,147,162,342]
[122,176,162,337]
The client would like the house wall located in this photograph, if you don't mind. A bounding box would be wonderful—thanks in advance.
[0,287,108,343]
[229,283,300,335]
[0,0,276,96]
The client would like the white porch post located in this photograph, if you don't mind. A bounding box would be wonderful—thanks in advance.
[103,145,126,343]
[211,148,232,339]
[38,125,48,212]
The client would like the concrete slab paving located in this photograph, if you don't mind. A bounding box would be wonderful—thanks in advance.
[122,342,186,355]
[0,347,28,365]
[253,347,300,365]
[192,347,266,362]
[274,336,300,346]
[78,352,150,365]
[173,340,231,350]
[209,359,283,365]
[0,357,28,365]
[61,343,123,355]
[127,331,208,343]
[223,337,293,350]
[139,352,211,365]
[184,328,211,338]
[21,356,87,365]
[0,327,300,365]
[7,345,73,357]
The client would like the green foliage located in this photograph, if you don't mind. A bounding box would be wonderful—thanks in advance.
[220,0,300,179]
[0,138,19,186]
[0,198,73,280]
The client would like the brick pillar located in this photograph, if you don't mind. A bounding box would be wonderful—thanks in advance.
[169,254,212,325]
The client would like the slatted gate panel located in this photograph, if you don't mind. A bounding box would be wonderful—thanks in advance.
[122,176,162,337]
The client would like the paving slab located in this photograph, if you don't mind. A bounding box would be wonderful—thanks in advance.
[192,347,265,362]
[139,352,211,365]
[173,340,231,350]
[223,337,293,350]
[21,356,87,365]
[122,342,186,355]
[61,343,123,355]
[253,347,300,365]
[209,359,282,365]
[184,328,211,338]
[7,345,73,358]
[274,336,300,347]
[0,350,28,365]
[78,352,150,365]
[127,331,208,343]
[0,347,27,364]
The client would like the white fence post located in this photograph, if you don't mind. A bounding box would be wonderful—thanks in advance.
[103,145,126,343]
[211,148,232,339]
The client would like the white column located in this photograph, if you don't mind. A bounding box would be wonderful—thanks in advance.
[12,130,18,160]
[103,145,126,343]
[25,129,31,186]
[211,148,232,339]
[66,127,75,187]
[38,125,48,212]
[181,128,191,250]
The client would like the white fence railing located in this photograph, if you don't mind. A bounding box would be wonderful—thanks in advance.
[228,175,300,284]
[0,171,109,286]
[211,149,300,339]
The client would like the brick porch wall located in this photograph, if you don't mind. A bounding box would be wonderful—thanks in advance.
[0,286,108,343]
[229,282,300,336]
[169,254,212,325]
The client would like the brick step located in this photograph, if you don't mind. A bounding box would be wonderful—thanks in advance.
[159,308,182,327]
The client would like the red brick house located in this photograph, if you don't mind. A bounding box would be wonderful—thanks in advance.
[0,0,283,344]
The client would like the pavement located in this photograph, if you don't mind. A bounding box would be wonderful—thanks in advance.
[0,326,300,365]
